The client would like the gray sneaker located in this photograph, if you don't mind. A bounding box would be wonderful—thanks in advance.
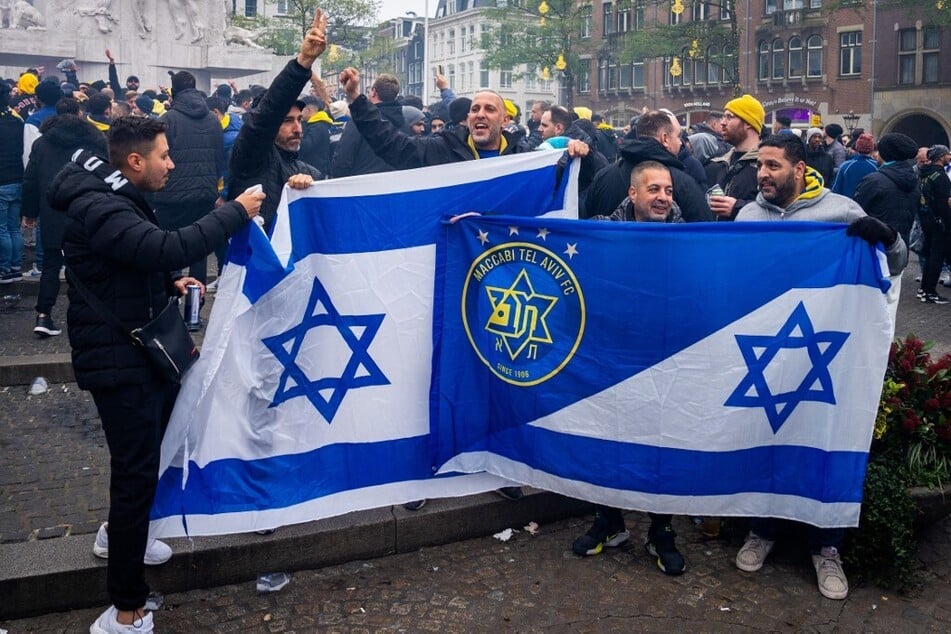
[735,532,775,572]
[812,546,849,600]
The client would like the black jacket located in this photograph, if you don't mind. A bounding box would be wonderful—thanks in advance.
[299,117,332,177]
[347,95,529,168]
[853,161,919,244]
[707,147,760,220]
[22,115,107,249]
[228,59,322,233]
[584,137,713,221]
[919,163,951,229]
[806,148,835,187]
[595,126,618,163]
[331,99,405,178]
[49,150,250,390]
[152,88,224,217]
[0,107,24,186]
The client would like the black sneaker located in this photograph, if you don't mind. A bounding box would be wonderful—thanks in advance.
[922,292,950,305]
[495,486,523,501]
[33,314,62,337]
[645,524,686,575]
[916,288,926,299]
[572,513,630,556]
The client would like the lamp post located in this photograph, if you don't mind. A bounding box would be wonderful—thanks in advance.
[843,110,860,136]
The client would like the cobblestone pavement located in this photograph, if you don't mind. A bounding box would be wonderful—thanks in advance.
[4,513,951,632]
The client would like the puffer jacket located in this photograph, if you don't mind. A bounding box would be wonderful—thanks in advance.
[584,137,713,221]
[49,150,250,389]
[853,160,919,244]
[228,59,323,233]
[22,115,107,249]
[153,88,224,214]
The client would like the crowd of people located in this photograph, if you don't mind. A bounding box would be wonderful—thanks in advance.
[2,6,951,631]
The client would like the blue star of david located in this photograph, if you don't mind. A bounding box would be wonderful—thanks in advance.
[262,277,389,423]
[725,302,849,433]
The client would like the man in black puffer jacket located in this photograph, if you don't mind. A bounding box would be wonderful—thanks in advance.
[585,111,713,221]
[853,132,920,245]
[152,70,225,284]
[330,73,405,178]
[49,116,264,634]
[22,108,107,338]
[228,16,328,233]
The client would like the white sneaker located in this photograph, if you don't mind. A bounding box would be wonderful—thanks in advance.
[23,264,42,281]
[812,546,849,600]
[94,523,172,566]
[735,532,775,572]
[90,605,154,633]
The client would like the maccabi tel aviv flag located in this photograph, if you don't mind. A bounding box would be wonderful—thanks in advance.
[150,152,579,538]
[432,215,893,528]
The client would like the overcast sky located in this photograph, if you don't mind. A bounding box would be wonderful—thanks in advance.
[377,0,431,21]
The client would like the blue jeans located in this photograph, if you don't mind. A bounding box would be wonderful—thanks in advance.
[0,183,23,275]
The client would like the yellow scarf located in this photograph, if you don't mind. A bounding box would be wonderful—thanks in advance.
[219,113,230,130]
[307,110,333,124]
[86,115,110,132]
[798,167,824,201]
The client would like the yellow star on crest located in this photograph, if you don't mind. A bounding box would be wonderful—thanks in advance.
[484,269,558,361]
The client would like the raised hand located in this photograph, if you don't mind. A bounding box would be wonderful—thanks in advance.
[105,49,115,64]
[297,8,328,68]
[339,67,360,101]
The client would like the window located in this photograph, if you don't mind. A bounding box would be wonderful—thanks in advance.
[245,0,257,17]
[599,58,608,91]
[579,60,591,92]
[681,48,693,85]
[722,46,734,83]
[923,27,939,84]
[693,2,709,21]
[617,4,630,33]
[898,28,917,85]
[580,6,592,38]
[765,0,777,14]
[461,29,467,52]
[707,45,720,83]
[632,61,644,88]
[721,2,732,20]
[634,1,645,30]
[758,40,770,80]
[602,2,614,35]
[468,62,475,90]
[772,39,785,80]
[788,36,803,78]
[807,35,823,77]
[448,64,456,90]
[448,29,455,55]
[500,66,513,88]
[839,31,861,76]
[276,0,287,14]
[619,60,632,88]
[670,1,681,25]
[480,62,490,87]
[784,0,804,9]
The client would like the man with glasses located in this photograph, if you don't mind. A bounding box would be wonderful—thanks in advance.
[707,95,765,221]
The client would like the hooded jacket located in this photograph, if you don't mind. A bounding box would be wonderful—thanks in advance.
[737,168,908,275]
[0,105,24,186]
[152,88,224,214]
[331,99,406,177]
[22,115,108,249]
[806,146,835,186]
[228,59,323,233]
[853,160,919,244]
[299,110,332,177]
[49,150,250,389]
[584,137,713,221]
[345,94,530,169]
[919,162,951,229]
[831,154,878,199]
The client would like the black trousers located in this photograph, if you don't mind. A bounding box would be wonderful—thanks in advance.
[920,214,951,294]
[155,202,214,284]
[91,380,180,611]
[34,246,63,316]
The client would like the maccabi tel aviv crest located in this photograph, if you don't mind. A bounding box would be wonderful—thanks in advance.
[462,241,585,386]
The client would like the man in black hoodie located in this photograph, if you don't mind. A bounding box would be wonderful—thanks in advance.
[22,107,107,337]
[152,70,225,286]
[584,110,712,221]
[331,73,404,178]
[853,133,919,246]
[49,116,264,634]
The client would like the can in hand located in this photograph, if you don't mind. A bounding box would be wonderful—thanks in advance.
[183,284,202,331]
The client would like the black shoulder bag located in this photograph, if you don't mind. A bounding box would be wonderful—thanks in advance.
[66,269,200,383]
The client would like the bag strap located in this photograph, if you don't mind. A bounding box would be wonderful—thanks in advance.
[64,265,146,345]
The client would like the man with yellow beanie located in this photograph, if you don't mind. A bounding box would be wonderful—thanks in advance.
[13,71,40,119]
[707,94,765,220]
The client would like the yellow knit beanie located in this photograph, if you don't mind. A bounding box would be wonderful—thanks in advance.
[724,94,765,134]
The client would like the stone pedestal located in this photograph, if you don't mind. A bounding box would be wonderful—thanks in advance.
[0,0,280,92]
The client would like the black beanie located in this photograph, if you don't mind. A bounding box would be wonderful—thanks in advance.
[877,133,918,162]
[35,80,62,107]
[448,97,471,126]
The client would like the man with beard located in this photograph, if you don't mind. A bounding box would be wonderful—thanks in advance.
[733,133,907,601]
[572,161,686,576]
[804,127,834,185]
[227,10,328,233]
[707,95,764,220]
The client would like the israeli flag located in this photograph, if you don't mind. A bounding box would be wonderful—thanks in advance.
[432,215,893,528]
[151,152,579,537]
